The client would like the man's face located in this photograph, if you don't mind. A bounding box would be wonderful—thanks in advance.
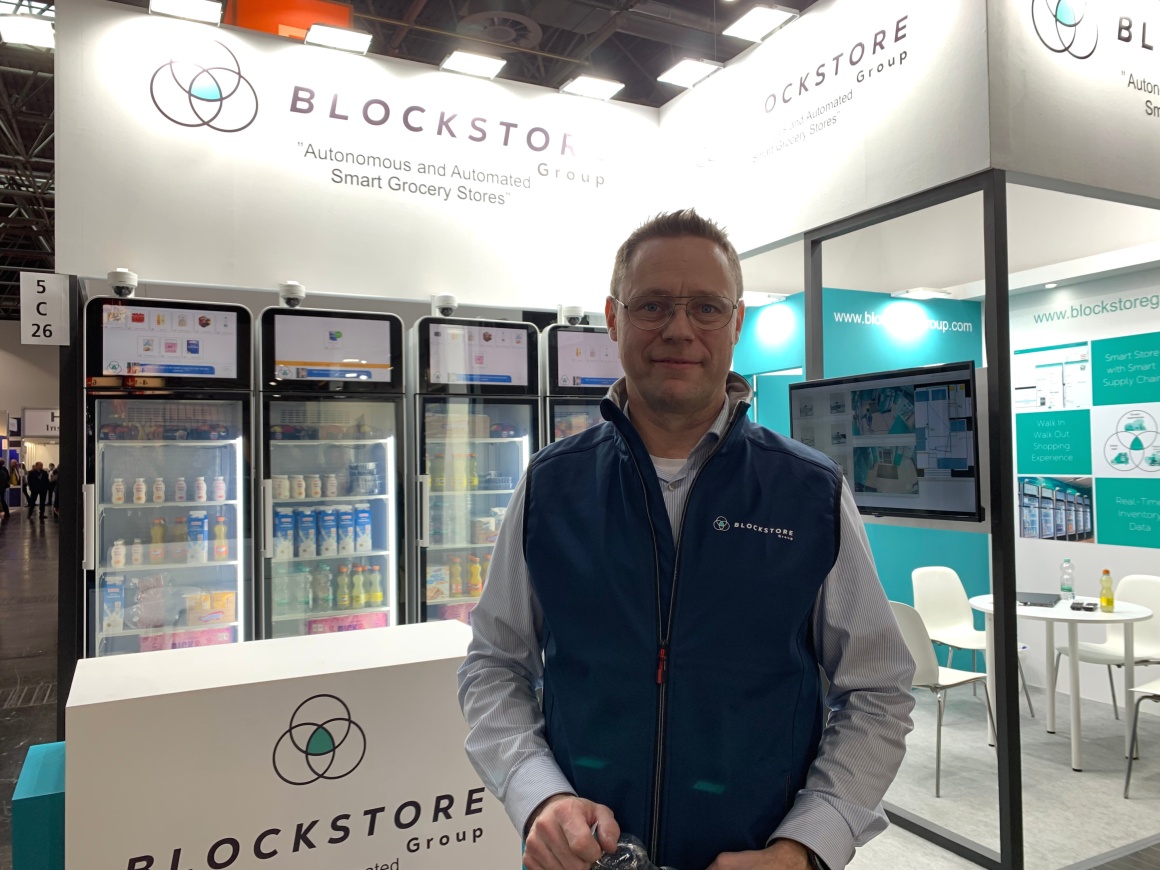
[606,236,744,418]
[34,463,42,471]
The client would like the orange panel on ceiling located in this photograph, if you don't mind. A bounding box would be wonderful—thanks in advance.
[225,0,353,40]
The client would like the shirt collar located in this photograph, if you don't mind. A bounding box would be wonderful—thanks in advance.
[607,372,752,451]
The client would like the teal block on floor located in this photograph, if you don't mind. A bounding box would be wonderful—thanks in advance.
[12,742,64,870]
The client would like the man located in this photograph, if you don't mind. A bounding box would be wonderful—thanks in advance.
[0,458,9,524]
[27,461,50,521]
[458,210,915,870]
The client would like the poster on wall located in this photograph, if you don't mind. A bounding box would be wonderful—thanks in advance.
[1013,329,1160,549]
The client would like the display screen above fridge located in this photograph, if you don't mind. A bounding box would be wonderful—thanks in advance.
[261,309,404,395]
[548,326,622,396]
[418,317,538,395]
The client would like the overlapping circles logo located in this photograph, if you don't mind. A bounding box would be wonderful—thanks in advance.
[150,41,259,132]
[1031,0,1098,60]
[273,694,367,786]
[713,516,730,532]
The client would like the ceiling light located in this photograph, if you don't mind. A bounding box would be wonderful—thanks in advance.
[658,58,723,89]
[147,0,223,25]
[1045,283,1058,289]
[742,292,787,308]
[890,287,953,300]
[560,75,625,100]
[440,50,506,80]
[723,5,799,42]
[304,24,372,54]
[0,14,55,48]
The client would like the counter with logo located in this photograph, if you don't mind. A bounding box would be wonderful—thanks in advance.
[65,621,522,869]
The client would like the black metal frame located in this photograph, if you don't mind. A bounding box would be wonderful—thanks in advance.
[57,275,83,738]
[803,169,1023,869]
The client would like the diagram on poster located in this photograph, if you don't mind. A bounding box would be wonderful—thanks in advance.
[1096,408,1160,473]
[1012,342,1090,412]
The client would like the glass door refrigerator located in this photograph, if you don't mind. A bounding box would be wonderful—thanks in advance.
[542,324,622,444]
[410,316,540,625]
[82,298,253,657]
[257,308,405,639]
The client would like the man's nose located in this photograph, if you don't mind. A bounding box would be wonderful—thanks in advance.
[660,304,696,338]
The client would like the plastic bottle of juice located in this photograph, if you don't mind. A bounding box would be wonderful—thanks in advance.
[170,517,188,564]
[313,564,334,612]
[273,569,290,617]
[467,453,479,489]
[213,516,229,561]
[430,453,445,490]
[366,564,384,607]
[149,518,167,564]
[468,554,484,597]
[351,565,366,609]
[1100,569,1115,613]
[336,564,352,610]
[448,556,463,597]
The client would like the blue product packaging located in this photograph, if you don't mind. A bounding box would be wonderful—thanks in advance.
[354,503,372,552]
[317,507,338,556]
[274,508,295,560]
[336,508,355,555]
[101,577,125,632]
[295,508,317,558]
[187,511,210,563]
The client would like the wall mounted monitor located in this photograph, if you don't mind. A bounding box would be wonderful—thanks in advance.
[788,362,982,522]
[547,325,623,396]
[261,308,403,394]
[85,298,251,391]
[418,317,538,395]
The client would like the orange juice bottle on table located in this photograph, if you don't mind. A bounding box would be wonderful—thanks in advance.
[1099,569,1115,613]
[448,557,463,596]
[213,516,229,561]
[468,555,483,597]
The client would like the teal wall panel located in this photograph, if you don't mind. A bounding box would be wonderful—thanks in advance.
[733,295,804,377]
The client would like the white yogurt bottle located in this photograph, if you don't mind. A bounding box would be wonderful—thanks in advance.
[213,476,227,502]
[130,539,144,566]
[306,474,322,499]
[324,473,338,498]
[194,476,207,502]
[110,539,126,568]
[111,478,125,505]
[132,478,147,504]
[153,478,166,503]
[272,475,290,500]
[174,477,187,502]
[290,475,306,500]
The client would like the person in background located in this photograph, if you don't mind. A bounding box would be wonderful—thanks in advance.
[47,463,57,512]
[18,462,29,508]
[27,461,49,521]
[50,464,61,519]
[0,460,9,524]
[458,209,916,870]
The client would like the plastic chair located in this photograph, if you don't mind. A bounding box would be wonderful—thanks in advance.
[912,566,1035,716]
[1055,574,1160,720]
[890,601,996,797]
[1124,675,1160,798]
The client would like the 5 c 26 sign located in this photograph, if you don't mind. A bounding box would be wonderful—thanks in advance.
[19,272,69,346]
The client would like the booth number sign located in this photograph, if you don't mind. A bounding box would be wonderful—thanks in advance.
[20,272,69,346]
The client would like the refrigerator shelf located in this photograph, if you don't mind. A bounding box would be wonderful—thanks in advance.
[97,622,238,640]
[271,494,389,505]
[269,439,390,447]
[97,440,243,448]
[426,596,482,606]
[273,549,389,565]
[425,437,527,444]
[426,542,496,551]
[430,489,516,497]
[100,560,240,573]
[271,605,390,623]
[98,500,240,510]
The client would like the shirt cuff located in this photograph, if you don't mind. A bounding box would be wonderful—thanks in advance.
[769,792,856,870]
[503,755,577,836]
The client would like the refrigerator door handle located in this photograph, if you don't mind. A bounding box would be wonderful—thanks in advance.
[262,479,274,558]
[81,483,96,570]
[417,474,431,547]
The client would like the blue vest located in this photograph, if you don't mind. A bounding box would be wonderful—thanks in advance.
[524,398,843,870]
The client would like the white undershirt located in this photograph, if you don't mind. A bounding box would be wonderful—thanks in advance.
[650,454,688,482]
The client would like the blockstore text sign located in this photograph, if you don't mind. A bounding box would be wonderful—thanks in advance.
[65,622,521,870]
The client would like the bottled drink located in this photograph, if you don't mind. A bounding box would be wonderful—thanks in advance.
[213,476,227,502]
[451,454,468,490]
[130,538,145,566]
[272,571,290,617]
[449,556,463,597]
[306,474,322,499]
[336,564,352,610]
[170,517,188,563]
[1100,569,1115,613]
[366,564,383,607]
[111,478,125,505]
[149,518,167,564]
[174,477,187,502]
[468,555,483,597]
[194,477,208,502]
[467,453,479,489]
[110,539,126,568]
[312,564,334,612]
[294,565,312,614]
[351,565,367,609]
[430,453,445,490]
[153,477,166,503]
[133,478,147,504]
[213,516,229,561]
[324,473,338,498]
[290,475,306,499]
[1059,558,1075,601]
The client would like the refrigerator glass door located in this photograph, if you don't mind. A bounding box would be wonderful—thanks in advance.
[266,400,400,638]
[550,399,604,443]
[92,398,247,657]
[420,397,535,624]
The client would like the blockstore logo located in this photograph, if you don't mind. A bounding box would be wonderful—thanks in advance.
[150,41,259,132]
[273,694,367,786]
[1032,0,1098,60]
[713,516,730,532]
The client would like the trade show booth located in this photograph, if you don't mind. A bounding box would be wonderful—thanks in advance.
[49,1,1160,868]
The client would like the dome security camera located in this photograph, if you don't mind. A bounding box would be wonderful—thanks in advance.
[108,268,138,299]
[279,281,305,309]
[560,305,585,326]
[433,294,458,317]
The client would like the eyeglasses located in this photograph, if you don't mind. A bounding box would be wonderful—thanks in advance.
[614,295,738,330]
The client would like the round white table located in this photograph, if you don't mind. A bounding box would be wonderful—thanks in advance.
[969,594,1153,771]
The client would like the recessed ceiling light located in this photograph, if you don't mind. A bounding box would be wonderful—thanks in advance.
[0,13,55,48]
[723,5,799,42]
[147,0,223,25]
[658,58,723,89]
[304,24,372,54]
[1045,283,1058,289]
[440,50,506,80]
[891,287,952,300]
[560,75,625,100]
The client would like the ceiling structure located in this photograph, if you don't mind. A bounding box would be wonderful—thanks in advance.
[0,0,820,320]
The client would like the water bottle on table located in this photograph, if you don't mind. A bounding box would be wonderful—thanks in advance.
[1059,558,1074,601]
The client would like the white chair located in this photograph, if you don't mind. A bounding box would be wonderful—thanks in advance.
[890,601,996,797]
[912,566,1036,716]
[1055,574,1160,720]
[1124,675,1160,798]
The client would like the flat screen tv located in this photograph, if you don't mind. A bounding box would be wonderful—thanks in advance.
[788,362,982,522]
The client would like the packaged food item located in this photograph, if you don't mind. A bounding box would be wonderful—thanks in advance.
[469,555,484,596]
[130,538,145,566]
[111,478,125,505]
[170,518,188,563]
[354,503,372,552]
[366,563,384,607]
[317,507,338,556]
[472,516,498,544]
[295,508,317,558]
[149,518,167,564]
[272,474,290,500]
[212,476,227,502]
[174,477,187,502]
[110,539,126,568]
[140,627,234,652]
[305,612,388,634]
[101,577,125,632]
[307,474,322,499]
[336,508,355,555]
[273,508,295,560]
[449,557,463,596]
[290,474,306,499]
[211,590,237,622]
[133,478,147,504]
[153,478,166,503]
[187,511,210,563]
[426,565,450,602]
[324,473,338,498]
[213,516,229,561]
[194,477,207,502]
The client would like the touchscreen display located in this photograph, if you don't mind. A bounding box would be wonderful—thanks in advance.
[428,323,529,386]
[274,315,393,382]
[101,304,238,378]
[556,330,622,388]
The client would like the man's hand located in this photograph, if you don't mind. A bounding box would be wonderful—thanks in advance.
[522,794,621,870]
[706,838,812,870]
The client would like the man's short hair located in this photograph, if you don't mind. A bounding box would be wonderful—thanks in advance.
[610,209,744,301]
